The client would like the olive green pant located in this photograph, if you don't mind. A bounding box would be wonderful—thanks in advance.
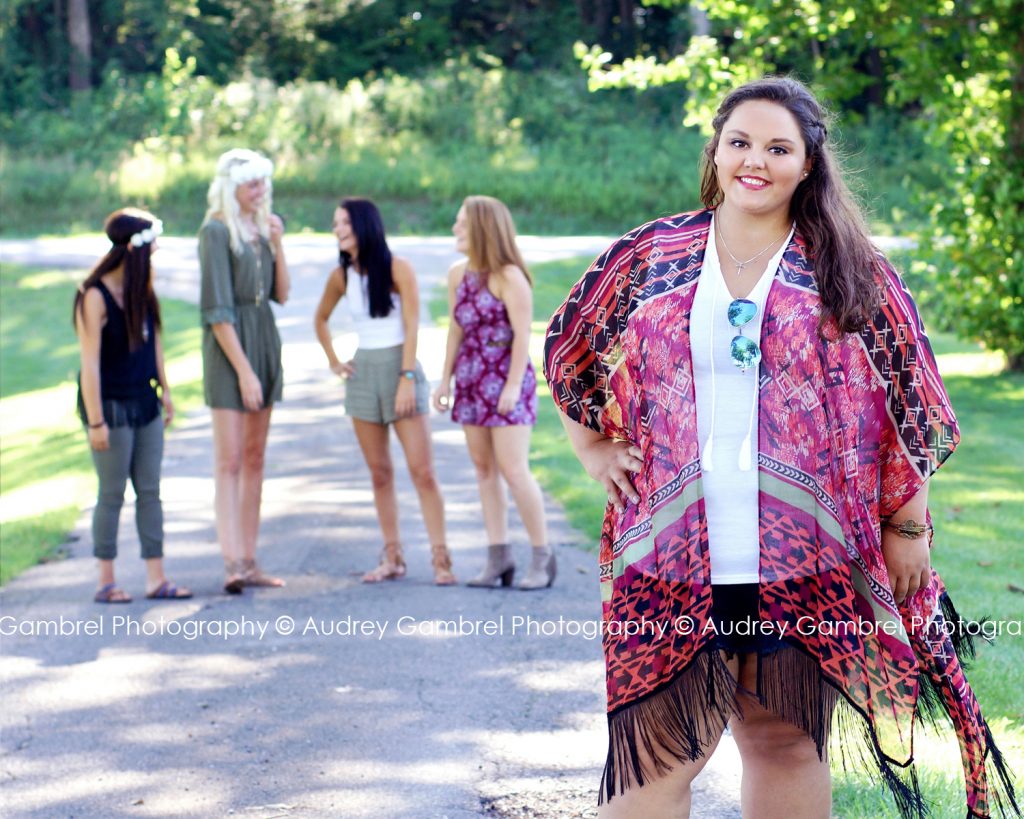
[89,415,164,559]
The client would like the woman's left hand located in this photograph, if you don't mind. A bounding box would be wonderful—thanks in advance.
[394,379,416,418]
[331,360,355,379]
[881,531,931,604]
[497,381,520,416]
[432,382,452,414]
[161,390,174,428]
[269,213,285,245]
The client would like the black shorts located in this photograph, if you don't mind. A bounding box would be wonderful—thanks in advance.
[711,583,787,656]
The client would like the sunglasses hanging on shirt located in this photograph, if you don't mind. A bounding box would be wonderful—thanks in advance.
[727,298,761,370]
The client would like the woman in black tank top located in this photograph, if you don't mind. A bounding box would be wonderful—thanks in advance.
[73,209,191,603]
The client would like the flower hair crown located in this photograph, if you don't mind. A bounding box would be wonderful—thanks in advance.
[129,219,163,248]
[227,155,274,185]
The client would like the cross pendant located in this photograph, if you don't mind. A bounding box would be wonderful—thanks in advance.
[735,262,746,275]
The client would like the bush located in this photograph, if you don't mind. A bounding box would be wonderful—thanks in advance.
[1,52,940,238]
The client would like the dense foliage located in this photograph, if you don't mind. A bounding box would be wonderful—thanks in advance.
[2,0,681,115]
[580,0,1023,367]
[2,1,1020,365]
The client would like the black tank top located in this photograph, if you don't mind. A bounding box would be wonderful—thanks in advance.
[77,281,160,427]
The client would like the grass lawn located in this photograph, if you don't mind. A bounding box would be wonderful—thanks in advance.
[0,263,204,585]
[432,254,1024,818]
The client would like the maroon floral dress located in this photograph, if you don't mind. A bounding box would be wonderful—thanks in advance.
[452,270,537,427]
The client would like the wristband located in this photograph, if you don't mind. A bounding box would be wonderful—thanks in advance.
[88,421,106,429]
[399,369,416,381]
[882,518,932,539]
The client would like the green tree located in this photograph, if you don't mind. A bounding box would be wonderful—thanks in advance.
[579,0,1024,370]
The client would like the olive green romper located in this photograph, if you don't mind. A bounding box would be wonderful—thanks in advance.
[199,219,283,410]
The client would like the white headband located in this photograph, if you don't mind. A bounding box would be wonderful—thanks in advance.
[129,219,163,248]
[227,156,274,185]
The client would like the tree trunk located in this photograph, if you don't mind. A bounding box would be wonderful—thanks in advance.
[1008,3,1023,373]
[1010,4,1024,174]
[67,0,91,92]
[863,47,885,108]
[689,4,710,37]
[576,0,595,27]
[617,0,636,55]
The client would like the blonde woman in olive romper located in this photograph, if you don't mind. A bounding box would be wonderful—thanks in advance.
[199,149,291,594]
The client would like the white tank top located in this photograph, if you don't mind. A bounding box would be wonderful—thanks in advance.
[690,214,792,584]
[343,270,405,349]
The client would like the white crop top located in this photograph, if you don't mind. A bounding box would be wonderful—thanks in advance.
[343,270,405,350]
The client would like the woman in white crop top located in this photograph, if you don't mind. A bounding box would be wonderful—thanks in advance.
[314,198,455,585]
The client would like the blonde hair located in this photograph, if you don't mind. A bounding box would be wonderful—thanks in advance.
[202,148,274,256]
[463,195,531,287]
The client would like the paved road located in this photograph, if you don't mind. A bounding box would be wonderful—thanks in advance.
[0,236,743,818]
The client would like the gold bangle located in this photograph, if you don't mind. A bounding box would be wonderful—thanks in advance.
[882,518,932,539]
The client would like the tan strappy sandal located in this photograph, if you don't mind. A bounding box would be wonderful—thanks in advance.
[224,559,245,595]
[363,542,407,583]
[431,543,457,586]
[240,558,285,588]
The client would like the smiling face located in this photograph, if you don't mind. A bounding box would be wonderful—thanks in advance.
[452,205,469,254]
[714,100,811,222]
[333,206,357,257]
[234,177,267,216]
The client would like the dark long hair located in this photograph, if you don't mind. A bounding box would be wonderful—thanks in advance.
[339,197,394,318]
[72,208,162,349]
[699,76,880,333]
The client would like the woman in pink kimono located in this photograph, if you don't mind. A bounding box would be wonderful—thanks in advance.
[545,77,1017,818]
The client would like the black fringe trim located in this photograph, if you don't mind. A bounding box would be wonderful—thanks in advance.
[600,645,740,803]
[941,592,984,663]
[979,720,1021,819]
[832,692,928,819]
[600,635,1020,818]
[757,642,840,759]
[916,594,1020,819]
[915,593,977,730]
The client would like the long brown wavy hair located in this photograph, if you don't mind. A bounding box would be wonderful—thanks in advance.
[699,76,880,333]
[72,208,162,349]
[463,195,532,287]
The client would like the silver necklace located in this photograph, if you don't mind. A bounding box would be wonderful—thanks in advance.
[717,216,792,275]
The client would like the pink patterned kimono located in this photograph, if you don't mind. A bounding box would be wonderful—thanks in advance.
[544,209,1018,818]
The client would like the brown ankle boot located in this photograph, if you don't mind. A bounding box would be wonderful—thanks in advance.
[466,543,515,588]
[517,546,556,590]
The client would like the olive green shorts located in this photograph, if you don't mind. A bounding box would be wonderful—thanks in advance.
[344,344,430,425]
